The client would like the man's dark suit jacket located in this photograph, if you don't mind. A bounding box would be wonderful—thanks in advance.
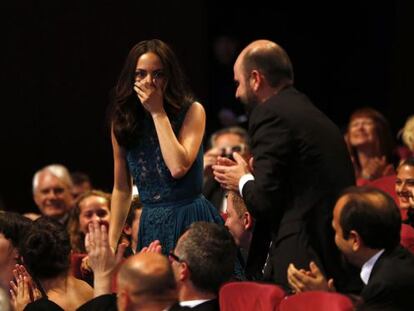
[243,87,357,291]
[360,246,414,310]
[203,176,225,212]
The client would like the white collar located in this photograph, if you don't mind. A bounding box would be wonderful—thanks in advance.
[360,249,385,285]
[180,299,211,308]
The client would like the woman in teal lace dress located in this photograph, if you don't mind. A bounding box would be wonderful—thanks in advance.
[108,39,223,254]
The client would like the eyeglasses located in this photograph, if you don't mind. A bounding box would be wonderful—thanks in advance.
[168,251,183,263]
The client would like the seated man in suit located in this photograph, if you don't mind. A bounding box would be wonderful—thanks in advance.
[225,191,254,270]
[287,186,414,310]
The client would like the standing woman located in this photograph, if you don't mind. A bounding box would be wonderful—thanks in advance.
[108,39,223,254]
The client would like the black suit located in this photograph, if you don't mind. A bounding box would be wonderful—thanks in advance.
[203,176,225,212]
[243,87,357,291]
[360,246,414,310]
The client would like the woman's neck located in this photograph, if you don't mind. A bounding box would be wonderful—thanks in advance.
[40,273,68,294]
[356,145,380,165]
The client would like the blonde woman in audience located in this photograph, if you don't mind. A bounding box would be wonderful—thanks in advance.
[68,190,111,253]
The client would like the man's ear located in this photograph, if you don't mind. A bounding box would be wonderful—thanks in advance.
[349,230,362,252]
[243,212,254,230]
[250,70,262,92]
[179,261,191,282]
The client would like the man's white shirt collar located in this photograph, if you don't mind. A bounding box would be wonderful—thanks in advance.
[360,249,385,285]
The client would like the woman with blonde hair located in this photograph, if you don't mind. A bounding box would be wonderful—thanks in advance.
[68,190,111,253]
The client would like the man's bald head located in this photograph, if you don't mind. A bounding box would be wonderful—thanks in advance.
[336,186,401,250]
[235,39,294,87]
[117,252,176,306]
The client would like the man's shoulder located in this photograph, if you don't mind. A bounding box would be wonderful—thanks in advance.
[365,247,414,295]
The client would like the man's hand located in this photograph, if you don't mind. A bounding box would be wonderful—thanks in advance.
[287,262,335,293]
[212,152,251,191]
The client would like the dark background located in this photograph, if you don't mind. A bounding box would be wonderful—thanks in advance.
[1,1,413,213]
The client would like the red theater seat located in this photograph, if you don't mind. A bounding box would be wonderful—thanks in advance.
[219,281,285,311]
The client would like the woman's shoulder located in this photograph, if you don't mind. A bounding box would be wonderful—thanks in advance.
[184,101,205,117]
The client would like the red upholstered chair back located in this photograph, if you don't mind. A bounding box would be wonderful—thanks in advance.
[70,252,87,280]
[367,175,398,205]
[219,281,285,311]
[401,224,414,254]
[279,291,354,311]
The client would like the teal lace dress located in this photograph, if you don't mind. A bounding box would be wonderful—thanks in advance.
[126,105,224,254]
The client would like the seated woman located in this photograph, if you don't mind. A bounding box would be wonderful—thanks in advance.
[345,107,395,185]
[68,190,111,253]
[0,212,32,290]
[19,217,93,310]
[396,157,414,225]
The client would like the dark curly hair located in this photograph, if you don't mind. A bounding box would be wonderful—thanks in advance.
[20,217,71,280]
[110,39,194,148]
[0,211,32,248]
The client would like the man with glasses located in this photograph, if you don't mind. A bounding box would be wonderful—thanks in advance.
[169,222,236,310]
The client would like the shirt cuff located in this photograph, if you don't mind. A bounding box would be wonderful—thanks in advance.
[239,173,255,197]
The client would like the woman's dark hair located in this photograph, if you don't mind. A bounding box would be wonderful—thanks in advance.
[0,212,32,248]
[20,217,71,280]
[110,39,194,148]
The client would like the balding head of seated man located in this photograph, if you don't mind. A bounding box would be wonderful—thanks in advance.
[117,252,178,311]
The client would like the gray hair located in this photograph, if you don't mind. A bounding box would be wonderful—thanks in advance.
[32,164,73,194]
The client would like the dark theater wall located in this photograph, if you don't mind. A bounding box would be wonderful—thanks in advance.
[1,1,411,213]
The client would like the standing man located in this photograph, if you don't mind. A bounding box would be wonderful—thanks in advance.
[213,40,357,291]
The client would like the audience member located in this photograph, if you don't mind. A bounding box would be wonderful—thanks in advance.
[32,164,74,224]
[80,222,181,311]
[121,195,143,256]
[19,217,93,310]
[68,190,111,253]
[395,157,414,225]
[0,212,32,290]
[345,107,395,185]
[396,115,414,161]
[117,252,178,311]
[169,221,237,310]
[213,39,357,291]
[287,186,414,310]
[0,287,11,311]
[70,171,93,200]
[224,191,254,269]
[203,126,250,213]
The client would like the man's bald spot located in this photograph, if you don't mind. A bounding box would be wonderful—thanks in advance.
[118,252,176,295]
